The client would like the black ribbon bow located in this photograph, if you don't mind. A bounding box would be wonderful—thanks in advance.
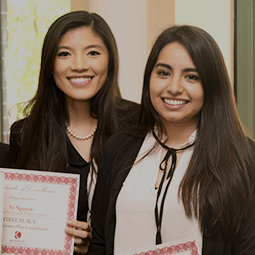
[152,131,194,245]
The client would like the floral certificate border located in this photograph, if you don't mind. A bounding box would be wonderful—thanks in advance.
[1,169,79,255]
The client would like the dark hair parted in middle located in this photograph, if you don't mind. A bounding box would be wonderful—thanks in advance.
[137,25,255,239]
[12,11,137,171]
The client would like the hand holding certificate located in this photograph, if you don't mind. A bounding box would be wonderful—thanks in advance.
[65,220,92,254]
[0,168,80,255]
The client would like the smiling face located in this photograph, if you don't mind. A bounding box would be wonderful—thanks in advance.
[149,42,204,130]
[53,26,109,105]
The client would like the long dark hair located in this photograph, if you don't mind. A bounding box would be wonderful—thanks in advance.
[11,11,133,171]
[137,25,255,238]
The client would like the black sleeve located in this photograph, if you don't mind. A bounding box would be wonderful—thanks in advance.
[0,142,11,168]
[237,192,255,254]
[87,146,109,255]
[88,132,144,255]
[238,138,255,254]
[9,119,24,167]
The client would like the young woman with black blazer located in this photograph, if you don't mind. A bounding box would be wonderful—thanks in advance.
[89,25,255,255]
[9,11,139,254]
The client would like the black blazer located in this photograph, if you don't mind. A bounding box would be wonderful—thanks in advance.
[9,99,141,224]
[88,132,255,255]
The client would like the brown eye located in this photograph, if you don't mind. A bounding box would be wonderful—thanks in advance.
[88,51,100,56]
[186,74,199,81]
[57,51,70,57]
[158,71,169,76]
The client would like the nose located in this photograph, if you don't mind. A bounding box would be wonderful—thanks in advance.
[71,55,89,71]
[166,76,183,95]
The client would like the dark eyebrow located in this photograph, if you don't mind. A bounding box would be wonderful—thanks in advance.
[155,63,198,73]
[183,67,198,72]
[155,63,172,69]
[86,44,104,50]
[57,46,71,50]
[57,44,104,50]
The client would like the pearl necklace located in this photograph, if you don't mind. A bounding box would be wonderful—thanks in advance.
[66,123,97,141]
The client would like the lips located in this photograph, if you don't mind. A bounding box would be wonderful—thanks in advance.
[163,98,187,106]
[68,77,93,86]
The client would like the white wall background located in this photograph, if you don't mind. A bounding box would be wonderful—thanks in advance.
[88,0,233,103]
[175,0,234,85]
[89,0,147,103]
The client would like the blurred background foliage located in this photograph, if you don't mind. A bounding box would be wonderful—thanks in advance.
[7,0,70,123]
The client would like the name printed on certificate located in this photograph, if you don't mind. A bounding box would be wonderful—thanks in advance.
[0,168,80,255]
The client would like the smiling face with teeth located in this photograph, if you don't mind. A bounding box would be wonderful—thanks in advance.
[149,42,204,130]
[53,26,109,106]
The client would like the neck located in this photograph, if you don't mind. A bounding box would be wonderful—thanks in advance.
[66,98,92,123]
[162,122,197,148]
[65,98,98,135]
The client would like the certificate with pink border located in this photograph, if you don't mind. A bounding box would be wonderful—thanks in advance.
[0,168,80,255]
[132,241,199,255]
[116,240,200,255]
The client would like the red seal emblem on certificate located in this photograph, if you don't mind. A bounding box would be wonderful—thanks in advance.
[14,231,22,239]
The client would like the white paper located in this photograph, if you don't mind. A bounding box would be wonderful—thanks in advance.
[0,173,5,251]
[0,168,80,255]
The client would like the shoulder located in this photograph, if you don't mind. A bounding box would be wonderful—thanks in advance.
[9,119,26,166]
[248,137,255,151]
[0,142,11,168]
[100,131,145,173]
[10,119,25,134]
[0,142,8,151]
[116,98,141,127]
[233,137,255,252]
[98,132,145,191]
[10,119,26,146]
[235,182,255,253]
[0,142,9,155]
[105,131,144,152]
